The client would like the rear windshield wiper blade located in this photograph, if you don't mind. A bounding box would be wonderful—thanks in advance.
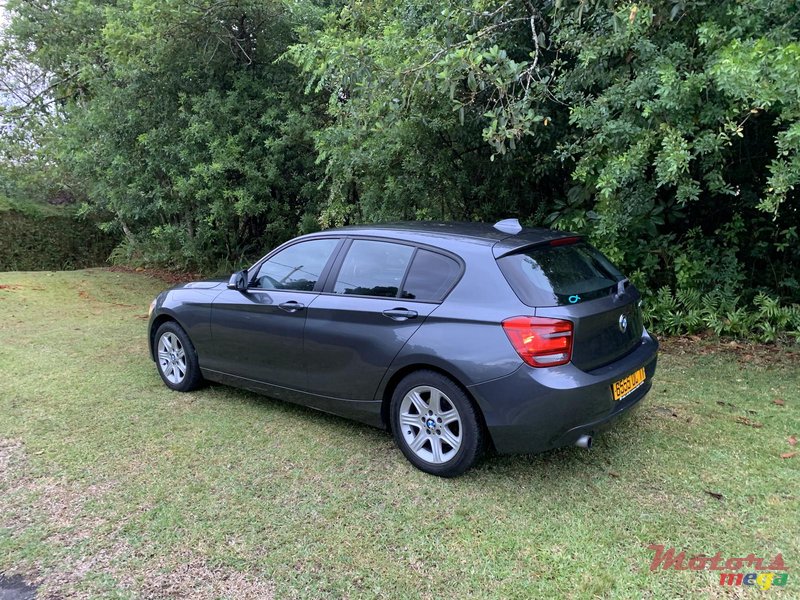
[613,278,630,301]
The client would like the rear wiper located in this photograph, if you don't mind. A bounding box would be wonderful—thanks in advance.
[613,278,629,302]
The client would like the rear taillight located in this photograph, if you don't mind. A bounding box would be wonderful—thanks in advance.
[502,316,573,367]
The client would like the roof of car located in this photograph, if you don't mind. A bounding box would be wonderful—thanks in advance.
[318,221,576,255]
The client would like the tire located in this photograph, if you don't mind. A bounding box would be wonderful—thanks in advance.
[154,321,204,392]
[390,370,484,477]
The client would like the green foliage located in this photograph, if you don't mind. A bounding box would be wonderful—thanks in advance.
[0,201,118,271]
[3,0,327,270]
[647,287,800,343]
[2,0,799,340]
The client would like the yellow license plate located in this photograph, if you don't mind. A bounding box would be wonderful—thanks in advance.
[612,367,646,401]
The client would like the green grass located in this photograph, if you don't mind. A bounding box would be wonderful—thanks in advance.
[1,269,798,598]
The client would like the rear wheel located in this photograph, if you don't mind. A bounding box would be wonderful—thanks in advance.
[390,370,483,477]
[154,321,203,392]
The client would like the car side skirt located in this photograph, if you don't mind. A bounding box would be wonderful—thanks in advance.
[200,368,384,428]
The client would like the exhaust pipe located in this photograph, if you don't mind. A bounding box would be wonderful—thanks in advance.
[575,434,593,449]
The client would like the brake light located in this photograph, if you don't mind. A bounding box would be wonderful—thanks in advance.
[502,316,573,367]
[549,236,581,246]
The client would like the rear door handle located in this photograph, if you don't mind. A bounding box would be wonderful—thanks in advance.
[278,301,305,313]
[382,308,418,321]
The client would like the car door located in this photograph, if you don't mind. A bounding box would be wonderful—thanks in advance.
[303,239,442,401]
[207,237,342,390]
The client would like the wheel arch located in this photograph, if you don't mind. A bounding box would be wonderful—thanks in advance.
[380,364,492,447]
[149,313,182,360]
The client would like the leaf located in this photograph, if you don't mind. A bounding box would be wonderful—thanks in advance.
[467,71,477,92]
[704,490,724,501]
[734,416,763,428]
[773,398,785,406]
[780,452,796,459]
[789,435,798,446]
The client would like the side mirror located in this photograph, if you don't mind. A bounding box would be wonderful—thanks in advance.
[227,269,249,291]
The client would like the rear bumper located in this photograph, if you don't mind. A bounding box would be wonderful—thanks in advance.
[468,330,658,454]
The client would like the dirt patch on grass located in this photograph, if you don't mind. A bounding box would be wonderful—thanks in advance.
[0,438,26,484]
[75,286,137,309]
[106,265,202,285]
[0,284,44,292]
[0,438,122,596]
[659,334,800,367]
[0,438,273,599]
[136,555,274,600]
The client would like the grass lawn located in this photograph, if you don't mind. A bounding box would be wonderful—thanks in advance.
[1,269,798,599]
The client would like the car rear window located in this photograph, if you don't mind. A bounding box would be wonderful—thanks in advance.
[497,241,625,306]
[401,249,461,302]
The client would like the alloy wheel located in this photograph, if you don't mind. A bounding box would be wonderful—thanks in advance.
[398,385,462,464]
[157,332,187,384]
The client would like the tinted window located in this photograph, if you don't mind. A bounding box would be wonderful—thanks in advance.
[401,250,460,302]
[497,241,624,306]
[252,238,339,291]
[333,240,414,298]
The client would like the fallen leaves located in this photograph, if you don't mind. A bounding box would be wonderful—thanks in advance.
[658,336,800,366]
[704,490,724,501]
[777,436,797,459]
[773,398,785,406]
[734,416,763,428]
[106,265,201,285]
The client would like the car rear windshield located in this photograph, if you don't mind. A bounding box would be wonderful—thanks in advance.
[497,241,625,306]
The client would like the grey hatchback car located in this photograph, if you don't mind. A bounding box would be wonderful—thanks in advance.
[148,220,658,476]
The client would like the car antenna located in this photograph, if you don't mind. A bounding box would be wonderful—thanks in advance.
[494,218,522,234]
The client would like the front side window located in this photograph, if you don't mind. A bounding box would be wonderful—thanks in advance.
[252,238,339,291]
[333,240,414,298]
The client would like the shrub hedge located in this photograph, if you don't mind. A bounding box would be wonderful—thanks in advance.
[0,198,118,271]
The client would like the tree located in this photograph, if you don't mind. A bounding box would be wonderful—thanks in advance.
[2,0,327,269]
[290,0,800,305]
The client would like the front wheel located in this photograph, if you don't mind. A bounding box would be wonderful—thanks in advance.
[390,371,484,477]
[154,321,203,392]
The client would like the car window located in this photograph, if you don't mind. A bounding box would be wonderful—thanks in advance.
[333,240,414,298]
[497,241,624,306]
[252,238,339,291]
[401,250,460,302]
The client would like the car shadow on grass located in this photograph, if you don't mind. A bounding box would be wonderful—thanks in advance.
[190,381,642,482]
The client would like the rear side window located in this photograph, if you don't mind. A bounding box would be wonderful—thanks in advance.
[497,242,624,306]
[333,240,414,297]
[401,250,460,302]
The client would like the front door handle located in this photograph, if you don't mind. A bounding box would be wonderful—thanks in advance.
[382,308,418,321]
[278,301,305,313]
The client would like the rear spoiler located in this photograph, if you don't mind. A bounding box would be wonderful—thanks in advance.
[491,233,583,259]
